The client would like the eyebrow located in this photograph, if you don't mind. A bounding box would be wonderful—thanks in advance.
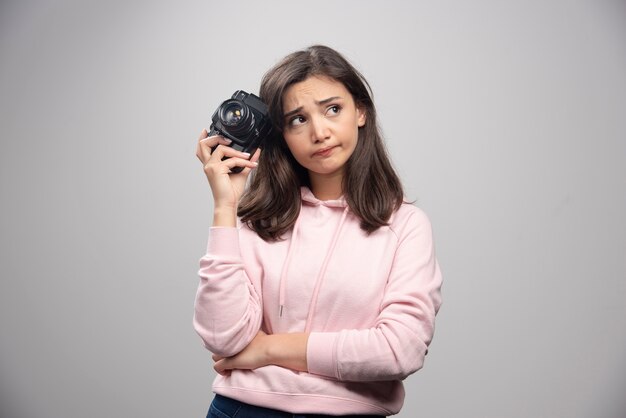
[283,96,343,119]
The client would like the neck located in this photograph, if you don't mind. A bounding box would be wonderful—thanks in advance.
[309,170,344,201]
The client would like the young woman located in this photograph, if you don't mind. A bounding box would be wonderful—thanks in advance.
[194,45,443,417]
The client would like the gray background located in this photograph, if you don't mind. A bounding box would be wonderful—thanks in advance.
[1,0,625,417]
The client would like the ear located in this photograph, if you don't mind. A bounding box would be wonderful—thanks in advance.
[356,106,367,127]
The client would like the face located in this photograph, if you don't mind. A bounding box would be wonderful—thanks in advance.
[281,76,366,182]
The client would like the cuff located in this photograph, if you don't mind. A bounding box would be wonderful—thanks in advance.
[306,332,340,379]
[207,227,241,258]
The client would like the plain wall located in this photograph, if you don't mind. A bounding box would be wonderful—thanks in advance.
[1,1,625,417]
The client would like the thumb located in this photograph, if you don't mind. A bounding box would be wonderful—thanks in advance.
[213,358,231,376]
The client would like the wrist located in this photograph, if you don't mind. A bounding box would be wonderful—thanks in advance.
[260,333,273,366]
[264,334,278,365]
[212,205,237,227]
[265,333,309,372]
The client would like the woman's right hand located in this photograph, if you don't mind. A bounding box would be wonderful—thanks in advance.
[196,129,261,226]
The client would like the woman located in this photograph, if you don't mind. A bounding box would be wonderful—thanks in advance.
[194,45,442,417]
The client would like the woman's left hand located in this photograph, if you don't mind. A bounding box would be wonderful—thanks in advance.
[212,331,269,376]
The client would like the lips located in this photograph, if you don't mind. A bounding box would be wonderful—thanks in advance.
[313,146,337,157]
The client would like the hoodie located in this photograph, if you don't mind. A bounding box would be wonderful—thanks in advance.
[193,187,443,416]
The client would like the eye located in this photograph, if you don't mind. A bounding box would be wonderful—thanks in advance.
[288,115,306,127]
[326,105,341,116]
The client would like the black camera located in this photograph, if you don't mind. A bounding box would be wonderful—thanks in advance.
[209,90,272,173]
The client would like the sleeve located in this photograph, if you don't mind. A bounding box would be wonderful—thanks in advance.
[306,208,443,382]
[192,227,263,357]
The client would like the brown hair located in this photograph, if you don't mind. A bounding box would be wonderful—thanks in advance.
[238,45,404,241]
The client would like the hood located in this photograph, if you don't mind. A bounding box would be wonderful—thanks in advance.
[300,187,348,208]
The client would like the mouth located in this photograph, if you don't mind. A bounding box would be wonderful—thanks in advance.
[313,146,337,158]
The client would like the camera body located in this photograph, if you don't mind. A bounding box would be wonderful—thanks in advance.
[209,90,272,172]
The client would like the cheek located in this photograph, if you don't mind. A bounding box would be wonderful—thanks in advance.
[284,136,306,160]
[341,124,359,148]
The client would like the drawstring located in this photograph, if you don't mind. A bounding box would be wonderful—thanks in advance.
[303,206,349,333]
[278,213,301,317]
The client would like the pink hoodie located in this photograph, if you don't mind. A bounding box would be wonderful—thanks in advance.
[193,187,443,416]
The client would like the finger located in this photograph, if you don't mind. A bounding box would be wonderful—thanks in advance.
[213,359,231,376]
[197,129,208,140]
[220,157,258,173]
[209,144,250,161]
[250,148,262,164]
[196,136,232,163]
[235,149,262,176]
[212,353,224,362]
[195,129,209,161]
[199,135,231,148]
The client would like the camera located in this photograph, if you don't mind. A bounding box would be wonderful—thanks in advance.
[209,90,272,173]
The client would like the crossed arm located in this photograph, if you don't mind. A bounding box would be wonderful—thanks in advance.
[211,331,308,376]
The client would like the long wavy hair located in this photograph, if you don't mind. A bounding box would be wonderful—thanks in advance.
[238,45,404,241]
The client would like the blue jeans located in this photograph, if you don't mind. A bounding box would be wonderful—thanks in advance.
[207,394,386,418]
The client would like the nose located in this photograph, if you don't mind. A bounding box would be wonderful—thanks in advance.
[310,116,330,143]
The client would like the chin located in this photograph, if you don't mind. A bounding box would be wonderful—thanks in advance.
[308,162,346,176]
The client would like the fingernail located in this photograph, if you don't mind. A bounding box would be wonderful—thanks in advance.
[223,138,232,144]
[242,152,251,157]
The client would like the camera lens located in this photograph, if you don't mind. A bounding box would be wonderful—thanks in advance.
[222,103,244,126]
[219,99,254,136]
[220,101,250,127]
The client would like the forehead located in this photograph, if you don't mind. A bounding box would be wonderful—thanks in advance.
[282,76,352,111]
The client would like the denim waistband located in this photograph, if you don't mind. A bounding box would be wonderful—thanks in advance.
[209,394,386,418]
